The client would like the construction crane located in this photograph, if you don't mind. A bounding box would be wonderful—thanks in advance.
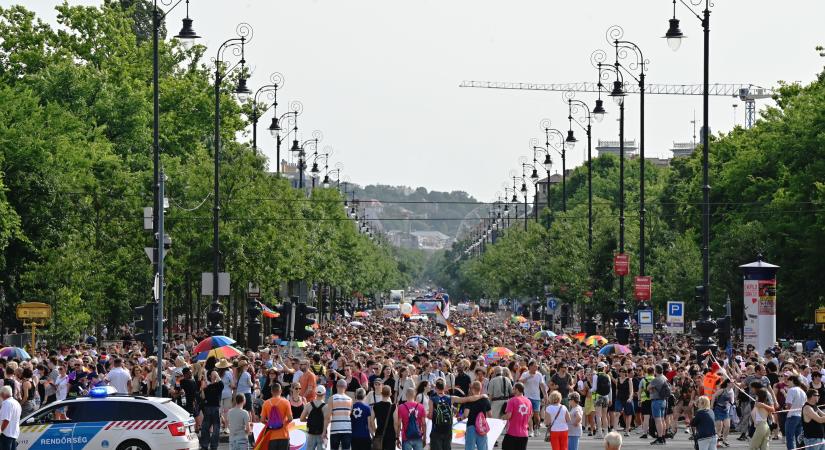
[459,80,774,129]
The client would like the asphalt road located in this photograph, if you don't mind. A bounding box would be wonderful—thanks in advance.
[216,430,755,450]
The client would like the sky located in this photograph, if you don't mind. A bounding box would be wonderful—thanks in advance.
[11,0,825,201]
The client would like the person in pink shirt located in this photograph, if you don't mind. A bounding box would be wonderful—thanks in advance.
[501,382,532,450]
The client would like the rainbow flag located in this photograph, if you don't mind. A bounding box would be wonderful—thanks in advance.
[258,301,280,318]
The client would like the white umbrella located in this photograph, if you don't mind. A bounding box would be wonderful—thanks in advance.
[349,321,364,327]
[405,336,430,347]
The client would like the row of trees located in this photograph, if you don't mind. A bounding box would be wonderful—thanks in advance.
[0,2,405,342]
[432,68,825,335]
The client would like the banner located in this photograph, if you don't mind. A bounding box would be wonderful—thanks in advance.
[743,280,759,350]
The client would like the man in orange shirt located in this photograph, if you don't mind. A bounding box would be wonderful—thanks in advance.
[300,359,318,402]
[256,382,293,450]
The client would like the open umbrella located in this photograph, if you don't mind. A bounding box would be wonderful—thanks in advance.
[511,315,528,324]
[193,345,243,362]
[349,321,364,327]
[354,311,370,318]
[599,343,631,355]
[406,336,430,347]
[485,347,515,361]
[192,335,236,354]
[585,335,609,347]
[0,347,30,360]
[571,332,587,342]
[555,335,573,343]
[534,330,557,339]
[456,327,467,335]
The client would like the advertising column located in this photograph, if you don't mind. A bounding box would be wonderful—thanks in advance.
[739,256,779,356]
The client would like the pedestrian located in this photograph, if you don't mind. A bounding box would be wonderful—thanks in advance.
[712,378,733,447]
[371,385,396,450]
[784,375,807,450]
[593,362,612,439]
[105,357,131,394]
[501,382,531,450]
[351,388,374,450]
[690,396,717,450]
[0,386,21,450]
[217,358,234,435]
[567,392,583,450]
[802,389,825,450]
[462,380,491,450]
[647,364,671,445]
[228,393,251,450]
[394,387,426,450]
[300,385,327,450]
[428,379,453,450]
[18,368,35,418]
[604,431,623,450]
[326,379,354,450]
[259,382,293,450]
[200,370,224,450]
[545,390,571,450]
[750,389,775,450]
[519,360,546,437]
[613,368,634,436]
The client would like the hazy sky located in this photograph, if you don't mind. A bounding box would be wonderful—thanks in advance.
[13,0,825,201]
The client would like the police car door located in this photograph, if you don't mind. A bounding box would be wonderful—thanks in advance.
[18,404,76,450]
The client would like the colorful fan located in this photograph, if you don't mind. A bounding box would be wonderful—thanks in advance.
[599,343,631,355]
[192,335,236,354]
[193,345,243,361]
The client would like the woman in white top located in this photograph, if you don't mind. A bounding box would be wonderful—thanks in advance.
[750,389,775,450]
[544,390,571,450]
[567,392,583,450]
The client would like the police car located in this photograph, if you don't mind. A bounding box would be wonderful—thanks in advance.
[18,387,198,450]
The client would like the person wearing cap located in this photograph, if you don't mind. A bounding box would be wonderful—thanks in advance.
[301,385,328,450]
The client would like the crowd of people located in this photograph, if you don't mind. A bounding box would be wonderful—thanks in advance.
[0,309,823,450]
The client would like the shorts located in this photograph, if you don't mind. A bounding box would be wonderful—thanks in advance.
[713,407,729,421]
[651,399,666,418]
[641,399,651,415]
[616,400,634,416]
[502,435,529,450]
[222,397,234,410]
[529,398,541,412]
[330,433,352,450]
[595,395,610,408]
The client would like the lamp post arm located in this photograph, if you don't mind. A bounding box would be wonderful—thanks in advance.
[154,0,189,21]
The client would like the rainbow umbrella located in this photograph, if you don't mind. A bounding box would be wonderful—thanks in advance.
[585,335,609,347]
[193,345,243,361]
[555,335,573,343]
[571,332,587,342]
[192,335,236,354]
[0,347,31,360]
[485,347,515,361]
[534,330,557,339]
[510,315,528,324]
[599,343,631,355]
[354,311,370,318]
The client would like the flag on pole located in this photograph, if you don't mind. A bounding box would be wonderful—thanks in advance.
[257,301,280,318]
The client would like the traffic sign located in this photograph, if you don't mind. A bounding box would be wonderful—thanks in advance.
[614,253,629,276]
[16,302,52,321]
[547,298,558,310]
[816,308,825,324]
[634,276,652,301]
[638,309,654,342]
[666,301,685,334]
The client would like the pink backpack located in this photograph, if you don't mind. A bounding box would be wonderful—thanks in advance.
[474,412,490,436]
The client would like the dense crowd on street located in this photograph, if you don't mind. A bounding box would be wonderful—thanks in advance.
[0,309,824,450]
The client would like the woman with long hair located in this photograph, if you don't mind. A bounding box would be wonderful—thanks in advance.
[750,388,776,450]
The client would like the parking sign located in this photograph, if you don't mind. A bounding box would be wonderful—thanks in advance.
[666,301,685,334]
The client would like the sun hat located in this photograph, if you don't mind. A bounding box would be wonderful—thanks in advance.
[215,358,231,369]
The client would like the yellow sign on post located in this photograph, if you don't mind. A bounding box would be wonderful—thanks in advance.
[15,302,52,354]
[816,308,825,324]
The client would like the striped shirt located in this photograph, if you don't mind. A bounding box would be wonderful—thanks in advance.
[330,393,353,434]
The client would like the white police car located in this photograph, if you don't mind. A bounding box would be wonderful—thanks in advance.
[18,387,198,450]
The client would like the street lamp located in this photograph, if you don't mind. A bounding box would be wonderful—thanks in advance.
[296,132,322,190]
[531,141,552,218]
[209,22,254,336]
[539,122,568,212]
[249,72,284,156]
[269,101,302,175]
[564,92,594,252]
[664,0,716,355]
[609,24,650,303]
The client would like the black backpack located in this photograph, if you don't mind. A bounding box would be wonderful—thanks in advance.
[307,402,326,435]
[596,373,611,396]
[658,379,672,399]
[432,395,453,433]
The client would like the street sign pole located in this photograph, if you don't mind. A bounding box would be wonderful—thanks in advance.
[155,168,166,397]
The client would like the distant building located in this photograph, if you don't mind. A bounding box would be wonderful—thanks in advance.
[596,139,638,158]
[535,172,565,212]
[410,230,454,250]
[645,157,671,168]
[670,141,698,158]
[387,230,419,249]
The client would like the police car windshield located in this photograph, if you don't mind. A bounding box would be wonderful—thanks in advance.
[158,398,191,418]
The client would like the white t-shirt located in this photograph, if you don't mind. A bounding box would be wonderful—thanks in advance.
[55,375,69,401]
[519,372,543,400]
[106,367,132,394]
[0,398,21,439]
[544,404,569,432]
[786,386,807,417]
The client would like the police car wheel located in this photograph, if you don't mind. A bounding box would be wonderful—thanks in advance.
[116,439,151,450]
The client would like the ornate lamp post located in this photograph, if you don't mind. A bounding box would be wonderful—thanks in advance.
[663,0,717,356]
[539,123,572,212]
[296,132,322,190]
[209,23,254,336]
[267,101,302,174]
[562,92,595,250]
[250,72,284,156]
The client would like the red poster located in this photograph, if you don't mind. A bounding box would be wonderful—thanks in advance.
[634,276,652,301]
[758,279,776,315]
[614,253,629,276]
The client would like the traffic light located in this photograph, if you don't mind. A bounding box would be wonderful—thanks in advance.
[716,316,731,349]
[134,302,155,355]
[294,303,317,341]
[271,301,291,341]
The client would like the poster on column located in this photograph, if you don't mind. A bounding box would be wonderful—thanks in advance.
[743,280,759,349]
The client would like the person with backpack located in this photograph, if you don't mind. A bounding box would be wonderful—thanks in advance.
[647,365,671,445]
[592,362,612,438]
[462,381,492,450]
[325,379,354,450]
[258,382,293,450]
[394,387,427,450]
[428,378,455,450]
[638,366,655,439]
[300,385,327,450]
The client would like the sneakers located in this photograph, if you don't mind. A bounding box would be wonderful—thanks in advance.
[528,431,534,438]
[650,438,666,445]
[640,433,648,439]
[624,431,630,437]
